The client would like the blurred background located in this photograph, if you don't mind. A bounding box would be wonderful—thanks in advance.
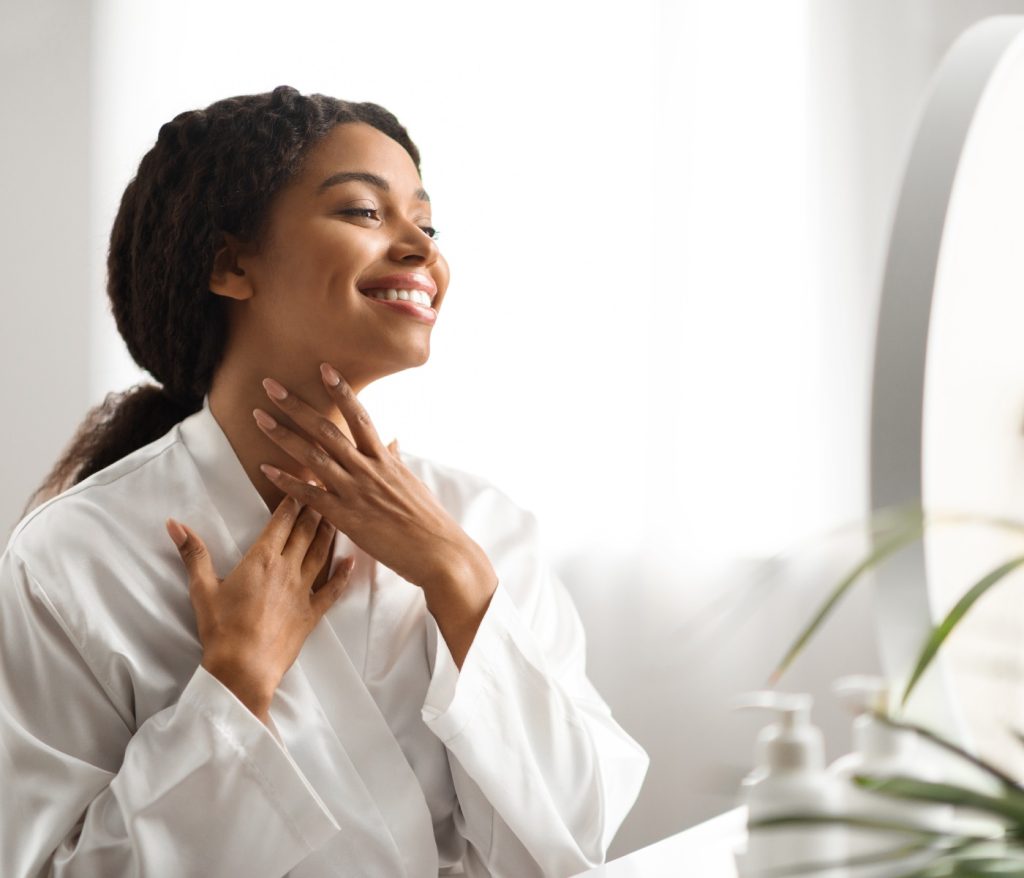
[5,0,1024,861]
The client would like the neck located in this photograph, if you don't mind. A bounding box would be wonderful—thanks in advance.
[207,358,368,514]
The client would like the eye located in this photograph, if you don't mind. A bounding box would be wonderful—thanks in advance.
[338,207,380,220]
[337,208,440,241]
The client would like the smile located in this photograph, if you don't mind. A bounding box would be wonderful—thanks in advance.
[361,290,437,325]
[361,288,434,307]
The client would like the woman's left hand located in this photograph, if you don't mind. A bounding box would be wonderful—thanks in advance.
[253,362,496,598]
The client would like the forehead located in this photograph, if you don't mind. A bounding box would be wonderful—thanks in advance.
[298,121,421,195]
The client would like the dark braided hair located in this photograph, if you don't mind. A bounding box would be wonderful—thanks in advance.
[21,85,421,518]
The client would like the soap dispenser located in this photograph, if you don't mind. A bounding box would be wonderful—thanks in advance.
[829,676,953,877]
[734,691,847,878]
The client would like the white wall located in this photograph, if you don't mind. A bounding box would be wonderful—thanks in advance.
[0,0,94,544]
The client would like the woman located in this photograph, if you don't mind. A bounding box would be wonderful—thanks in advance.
[0,85,649,877]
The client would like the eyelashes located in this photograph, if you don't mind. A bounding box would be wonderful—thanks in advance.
[338,207,441,241]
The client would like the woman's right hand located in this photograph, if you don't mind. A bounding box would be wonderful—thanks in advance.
[165,496,355,722]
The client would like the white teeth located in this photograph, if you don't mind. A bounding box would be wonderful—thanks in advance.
[364,288,433,308]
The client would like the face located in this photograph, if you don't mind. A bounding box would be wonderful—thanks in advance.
[213,121,449,391]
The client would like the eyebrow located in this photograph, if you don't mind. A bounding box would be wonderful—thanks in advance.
[315,170,430,203]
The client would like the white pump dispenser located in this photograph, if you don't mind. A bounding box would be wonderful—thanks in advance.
[734,691,847,878]
[829,676,953,877]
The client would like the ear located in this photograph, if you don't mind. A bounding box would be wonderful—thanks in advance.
[208,232,255,302]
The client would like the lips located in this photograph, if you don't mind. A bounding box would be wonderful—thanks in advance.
[362,294,437,325]
[357,273,438,303]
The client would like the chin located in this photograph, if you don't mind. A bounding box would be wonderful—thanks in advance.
[374,347,431,381]
[400,338,431,368]
[412,344,431,367]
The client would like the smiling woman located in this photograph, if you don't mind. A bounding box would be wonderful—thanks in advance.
[202,118,452,514]
[0,85,649,877]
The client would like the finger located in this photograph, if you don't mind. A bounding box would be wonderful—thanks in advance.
[254,405,355,487]
[261,465,344,525]
[310,555,356,617]
[302,517,337,584]
[281,501,323,563]
[318,362,387,458]
[259,378,362,472]
[387,438,400,458]
[166,518,218,591]
[256,492,305,555]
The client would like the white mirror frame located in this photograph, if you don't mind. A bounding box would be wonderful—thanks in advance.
[870,14,1024,739]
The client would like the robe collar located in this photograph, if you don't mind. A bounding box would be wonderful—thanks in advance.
[177,394,270,557]
[176,393,363,567]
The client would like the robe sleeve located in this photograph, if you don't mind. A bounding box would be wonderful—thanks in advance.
[0,548,339,877]
[420,507,650,877]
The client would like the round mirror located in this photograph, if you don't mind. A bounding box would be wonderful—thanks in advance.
[872,15,1024,770]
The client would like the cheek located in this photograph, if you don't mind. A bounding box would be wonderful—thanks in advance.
[252,223,377,318]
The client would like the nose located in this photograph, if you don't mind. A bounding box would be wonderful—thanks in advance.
[387,215,440,266]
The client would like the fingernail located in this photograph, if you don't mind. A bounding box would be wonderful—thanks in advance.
[166,518,187,548]
[260,463,281,479]
[262,377,288,400]
[253,408,277,429]
[320,362,341,386]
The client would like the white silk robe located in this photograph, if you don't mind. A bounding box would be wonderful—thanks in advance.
[0,396,649,877]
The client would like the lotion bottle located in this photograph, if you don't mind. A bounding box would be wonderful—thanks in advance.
[828,676,953,877]
[734,691,847,878]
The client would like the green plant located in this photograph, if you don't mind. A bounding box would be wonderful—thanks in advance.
[771,504,1024,708]
[753,504,1024,875]
[749,717,1023,876]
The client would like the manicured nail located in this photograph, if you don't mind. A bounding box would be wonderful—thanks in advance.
[260,463,280,479]
[166,518,187,548]
[263,377,288,400]
[253,408,277,429]
[320,362,341,386]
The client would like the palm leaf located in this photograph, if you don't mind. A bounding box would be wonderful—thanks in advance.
[907,857,1024,878]
[748,814,996,877]
[872,712,1023,793]
[900,555,1024,708]
[770,505,1024,687]
[926,510,1024,539]
[756,837,944,877]
[750,812,952,837]
[854,775,1024,825]
[770,514,925,684]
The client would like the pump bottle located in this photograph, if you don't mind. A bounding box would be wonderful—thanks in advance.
[734,691,847,878]
[828,676,953,877]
